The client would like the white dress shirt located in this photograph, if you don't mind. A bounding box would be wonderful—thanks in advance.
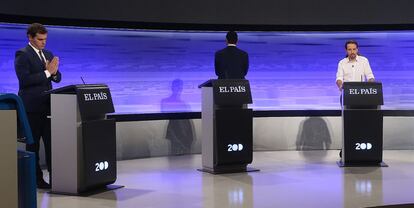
[28,42,51,78]
[336,55,375,82]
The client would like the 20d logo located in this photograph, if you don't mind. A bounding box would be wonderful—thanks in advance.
[227,144,244,152]
[95,161,109,172]
[355,143,372,150]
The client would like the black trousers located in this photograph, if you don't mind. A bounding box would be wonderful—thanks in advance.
[26,112,51,182]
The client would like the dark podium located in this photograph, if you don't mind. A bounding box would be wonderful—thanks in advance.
[198,79,258,174]
[48,84,119,195]
[338,82,387,167]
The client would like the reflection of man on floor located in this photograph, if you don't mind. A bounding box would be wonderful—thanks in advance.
[161,79,194,155]
[296,118,331,151]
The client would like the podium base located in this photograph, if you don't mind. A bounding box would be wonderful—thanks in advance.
[197,167,260,174]
[337,161,388,167]
[49,184,124,196]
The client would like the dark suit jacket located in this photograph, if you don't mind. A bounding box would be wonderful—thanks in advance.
[215,46,249,79]
[14,45,62,113]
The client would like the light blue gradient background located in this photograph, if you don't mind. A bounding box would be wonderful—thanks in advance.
[1,23,414,113]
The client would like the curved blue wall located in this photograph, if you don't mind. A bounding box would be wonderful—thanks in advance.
[1,23,414,113]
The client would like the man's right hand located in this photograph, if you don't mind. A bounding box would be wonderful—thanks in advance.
[46,57,59,75]
[336,80,343,91]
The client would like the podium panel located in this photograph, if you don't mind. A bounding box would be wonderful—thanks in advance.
[340,82,386,167]
[215,108,253,166]
[0,110,17,208]
[50,84,118,195]
[342,82,383,107]
[81,119,117,192]
[199,79,258,174]
[343,110,383,164]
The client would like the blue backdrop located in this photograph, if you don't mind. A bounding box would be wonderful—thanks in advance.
[1,23,414,113]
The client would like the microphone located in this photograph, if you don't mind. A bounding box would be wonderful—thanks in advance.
[80,77,86,84]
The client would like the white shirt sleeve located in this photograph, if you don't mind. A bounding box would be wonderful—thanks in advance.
[44,70,51,78]
[336,62,343,82]
[364,59,375,80]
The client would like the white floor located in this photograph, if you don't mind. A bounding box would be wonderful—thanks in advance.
[38,150,414,208]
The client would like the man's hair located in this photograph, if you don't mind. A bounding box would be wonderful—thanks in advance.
[226,31,238,44]
[27,23,48,38]
[345,40,358,49]
[344,40,361,57]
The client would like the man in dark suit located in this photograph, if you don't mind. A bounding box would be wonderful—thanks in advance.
[14,23,62,189]
[215,31,249,79]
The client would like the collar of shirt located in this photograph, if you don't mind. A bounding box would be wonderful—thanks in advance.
[28,42,46,63]
[28,42,41,54]
[347,55,360,63]
[227,44,237,47]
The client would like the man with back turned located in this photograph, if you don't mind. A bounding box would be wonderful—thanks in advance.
[215,31,249,79]
[14,23,62,189]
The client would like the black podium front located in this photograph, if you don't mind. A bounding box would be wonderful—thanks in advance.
[198,79,258,174]
[49,84,118,195]
[338,82,387,167]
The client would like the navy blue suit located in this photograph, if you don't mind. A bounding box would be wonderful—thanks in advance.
[15,45,61,113]
[14,45,62,182]
[215,46,249,79]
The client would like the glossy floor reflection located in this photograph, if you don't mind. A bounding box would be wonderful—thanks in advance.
[37,150,414,208]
